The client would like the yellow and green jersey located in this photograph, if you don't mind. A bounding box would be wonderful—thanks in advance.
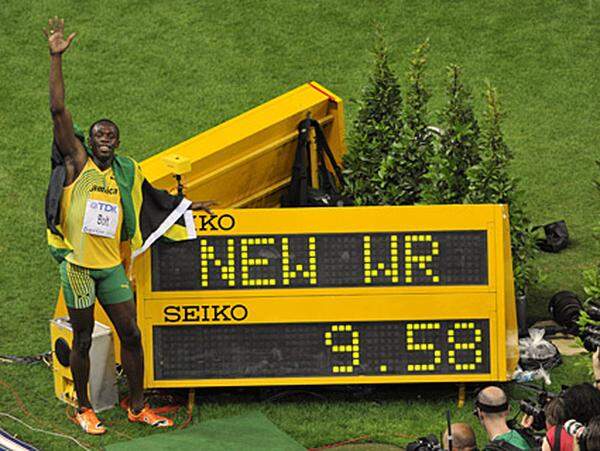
[59,158,123,269]
[46,126,197,268]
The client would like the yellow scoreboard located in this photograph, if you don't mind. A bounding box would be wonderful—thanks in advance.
[136,204,519,388]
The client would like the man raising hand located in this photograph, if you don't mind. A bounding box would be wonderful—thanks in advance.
[44,17,211,435]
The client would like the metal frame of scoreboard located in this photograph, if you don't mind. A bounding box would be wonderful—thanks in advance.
[135,205,519,388]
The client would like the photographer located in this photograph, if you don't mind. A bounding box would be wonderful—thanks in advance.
[442,423,478,451]
[539,397,571,451]
[406,422,478,451]
[562,416,600,451]
[536,384,600,451]
[593,349,600,392]
[576,415,600,451]
[562,384,600,424]
[475,386,537,450]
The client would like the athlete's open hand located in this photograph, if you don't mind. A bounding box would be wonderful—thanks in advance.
[43,17,76,55]
[190,200,216,215]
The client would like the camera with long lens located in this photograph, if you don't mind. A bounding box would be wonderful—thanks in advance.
[406,410,453,451]
[549,291,600,351]
[516,385,558,431]
[406,435,443,451]
[518,399,547,431]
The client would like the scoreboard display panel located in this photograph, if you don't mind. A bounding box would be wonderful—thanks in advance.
[151,231,489,291]
[136,205,519,388]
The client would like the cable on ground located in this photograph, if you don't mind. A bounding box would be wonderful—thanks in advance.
[0,352,52,367]
[0,412,90,451]
[0,378,92,449]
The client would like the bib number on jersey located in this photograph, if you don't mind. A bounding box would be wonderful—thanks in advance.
[82,200,119,238]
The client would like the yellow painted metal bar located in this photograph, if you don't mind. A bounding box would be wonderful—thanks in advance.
[180,114,334,194]
[501,206,519,373]
[140,83,344,209]
[143,294,497,324]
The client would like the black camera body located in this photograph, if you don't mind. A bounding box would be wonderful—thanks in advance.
[582,325,600,353]
[519,399,546,431]
[406,434,443,451]
[549,292,600,352]
[585,302,600,321]
[517,386,558,431]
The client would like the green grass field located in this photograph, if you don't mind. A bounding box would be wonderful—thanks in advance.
[0,1,598,449]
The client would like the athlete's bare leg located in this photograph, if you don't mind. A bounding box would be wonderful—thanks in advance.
[67,305,95,411]
[101,300,144,412]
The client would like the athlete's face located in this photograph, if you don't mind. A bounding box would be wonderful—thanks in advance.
[90,123,120,164]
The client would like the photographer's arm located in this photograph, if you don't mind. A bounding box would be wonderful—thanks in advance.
[519,414,534,430]
[44,17,86,175]
[593,349,600,389]
[541,437,551,451]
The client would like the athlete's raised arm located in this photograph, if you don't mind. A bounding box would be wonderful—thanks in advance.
[44,17,86,178]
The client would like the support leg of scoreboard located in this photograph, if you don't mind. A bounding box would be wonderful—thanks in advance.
[186,388,196,427]
[457,383,466,408]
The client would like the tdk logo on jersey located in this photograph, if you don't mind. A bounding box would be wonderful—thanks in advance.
[89,201,118,213]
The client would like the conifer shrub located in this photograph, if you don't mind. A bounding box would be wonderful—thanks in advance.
[420,65,481,204]
[343,34,539,295]
[394,40,433,205]
[343,37,433,206]
[342,32,404,205]
[465,83,538,296]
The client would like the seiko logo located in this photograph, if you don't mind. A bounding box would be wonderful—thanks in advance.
[90,185,118,195]
[163,304,248,323]
[196,214,235,232]
[89,201,118,212]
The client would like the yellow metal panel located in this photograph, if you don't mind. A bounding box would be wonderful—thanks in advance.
[50,318,77,406]
[501,205,519,375]
[135,204,515,388]
[145,374,498,389]
[190,204,501,233]
[141,83,345,209]
[143,294,496,324]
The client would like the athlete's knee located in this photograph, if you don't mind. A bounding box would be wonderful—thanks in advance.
[121,324,141,350]
[72,330,93,356]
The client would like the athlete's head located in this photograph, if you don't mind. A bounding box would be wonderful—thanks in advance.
[88,119,120,165]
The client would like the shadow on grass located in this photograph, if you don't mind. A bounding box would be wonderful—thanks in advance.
[157,382,491,407]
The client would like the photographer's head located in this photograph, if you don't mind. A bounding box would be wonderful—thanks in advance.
[562,383,600,424]
[475,386,536,450]
[475,387,509,423]
[544,397,567,428]
[442,423,477,451]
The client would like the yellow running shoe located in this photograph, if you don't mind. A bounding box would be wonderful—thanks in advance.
[128,405,174,427]
[74,408,106,435]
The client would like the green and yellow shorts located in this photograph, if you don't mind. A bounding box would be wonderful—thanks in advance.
[59,261,133,309]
